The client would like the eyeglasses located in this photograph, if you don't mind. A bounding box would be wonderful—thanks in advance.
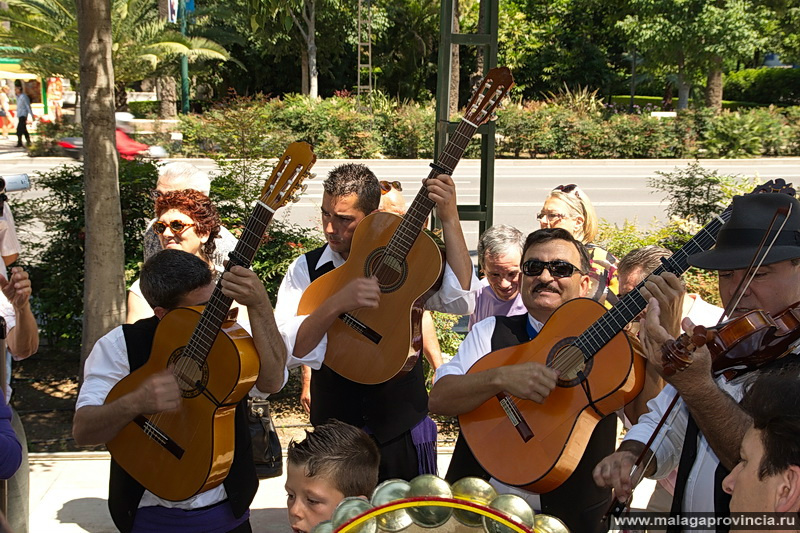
[154,220,196,235]
[380,180,402,195]
[536,212,568,223]
[554,183,578,195]
[522,259,583,278]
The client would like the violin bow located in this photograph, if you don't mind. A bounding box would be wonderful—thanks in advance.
[604,202,793,522]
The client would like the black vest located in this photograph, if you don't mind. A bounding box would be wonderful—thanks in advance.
[304,245,429,443]
[108,316,258,533]
[487,314,614,533]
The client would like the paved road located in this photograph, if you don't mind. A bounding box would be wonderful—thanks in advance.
[3,148,800,250]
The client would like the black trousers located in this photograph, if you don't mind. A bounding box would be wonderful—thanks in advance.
[16,115,29,145]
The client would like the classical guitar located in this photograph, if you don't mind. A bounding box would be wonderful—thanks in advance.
[104,142,316,502]
[459,179,795,493]
[297,67,514,385]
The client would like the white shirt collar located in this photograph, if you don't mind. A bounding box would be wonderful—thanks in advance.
[312,244,346,271]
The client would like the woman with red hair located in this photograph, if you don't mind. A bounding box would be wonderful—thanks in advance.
[126,189,222,323]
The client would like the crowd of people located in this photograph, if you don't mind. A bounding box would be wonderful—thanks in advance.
[2,154,799,533]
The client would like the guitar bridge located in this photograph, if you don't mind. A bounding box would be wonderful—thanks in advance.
[497,392,534,442]
[338,313,382,344]
[133,415,185,459]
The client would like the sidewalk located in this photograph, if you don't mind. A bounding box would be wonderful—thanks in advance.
[28,450,655,532]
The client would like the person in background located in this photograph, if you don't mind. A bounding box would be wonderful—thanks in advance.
[285,420,380,533]
[13,85,32,148]
[722,370,800,532]
[1,266,40,533]
[468,224,527,331]
[538,184,618,306]
[0,86,12,140]
[126,189,222,323]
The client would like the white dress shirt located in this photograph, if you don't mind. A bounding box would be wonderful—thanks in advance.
[275,244,480,369]
[76,318,287,510]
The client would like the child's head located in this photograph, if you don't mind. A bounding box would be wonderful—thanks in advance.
[285,420,380,533]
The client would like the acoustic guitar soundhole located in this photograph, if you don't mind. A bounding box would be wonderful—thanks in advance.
[365,247,407,293]
[168,347,209,399]
[547,337,595,388]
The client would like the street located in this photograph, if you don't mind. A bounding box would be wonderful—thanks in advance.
[2,147,800,251]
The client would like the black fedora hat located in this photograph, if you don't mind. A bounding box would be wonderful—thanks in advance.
[688,193,800,270]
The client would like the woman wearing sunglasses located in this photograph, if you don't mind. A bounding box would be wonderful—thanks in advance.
[126,189,222,323]
[537,184,619,306]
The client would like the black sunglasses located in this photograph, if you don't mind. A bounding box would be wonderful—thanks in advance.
[522,259,583,278]
[554,183,578,194]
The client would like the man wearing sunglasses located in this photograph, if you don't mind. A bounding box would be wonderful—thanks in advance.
[429,227,615,533]
[275,162,478,482]
[73,249,288,533]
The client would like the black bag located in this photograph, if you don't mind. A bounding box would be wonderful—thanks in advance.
[247,397,283,479]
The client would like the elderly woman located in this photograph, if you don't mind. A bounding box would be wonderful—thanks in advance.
[538,183,619,305]
[126,189,222,323]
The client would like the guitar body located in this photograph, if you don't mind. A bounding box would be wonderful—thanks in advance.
[459,298,644,493]
[105,306,260,501]
[298,211,444,384]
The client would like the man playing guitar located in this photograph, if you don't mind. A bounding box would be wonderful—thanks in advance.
[429,227,614,533]
[594,193,800,528]
[73,250,288,533]
[275,163,477,481]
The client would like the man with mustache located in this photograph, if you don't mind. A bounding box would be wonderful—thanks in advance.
[593,193,800,529]
[429,227,614,533]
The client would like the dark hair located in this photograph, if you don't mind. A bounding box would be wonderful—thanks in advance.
[323,164,381,216]
[522,228,591,273]
[287,419,380,497]
[741,368,800,479]
[139,249,213,309]
[618,246,672,280]
[154,189,221,259]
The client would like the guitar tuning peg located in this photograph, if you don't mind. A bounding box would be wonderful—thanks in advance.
[299,183,308,195]
[308,172,317,180]
[489,112,499,122]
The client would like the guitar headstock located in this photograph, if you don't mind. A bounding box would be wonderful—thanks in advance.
[749,178,796,198]
[463,67,514,127]
[260,141,317,211]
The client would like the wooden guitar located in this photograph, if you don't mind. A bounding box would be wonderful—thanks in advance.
[104,142,316,502]
[459,179,794,493]
[297,67,514,385]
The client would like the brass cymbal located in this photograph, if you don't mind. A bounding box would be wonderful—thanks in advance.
[332,496,377,533]
[451,477,498,527]
[406,474,453,528]
[483,494,535,533]
[370,479,413,532]
[533,514,570,533]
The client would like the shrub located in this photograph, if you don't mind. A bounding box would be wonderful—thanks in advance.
[17,160,156,347]
[28,119,82,157]
[648,161,742,223]
[724,68,800,106]
[128,100,160,118]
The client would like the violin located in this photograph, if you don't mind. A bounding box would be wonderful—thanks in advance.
[662,301,800,379]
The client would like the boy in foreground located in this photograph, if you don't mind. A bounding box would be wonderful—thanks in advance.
[285,420,381,533]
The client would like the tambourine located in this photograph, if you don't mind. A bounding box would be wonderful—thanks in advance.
[311,475,569,533]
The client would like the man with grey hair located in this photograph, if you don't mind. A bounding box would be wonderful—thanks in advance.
[142,162,237,268]
[467,224,527,330]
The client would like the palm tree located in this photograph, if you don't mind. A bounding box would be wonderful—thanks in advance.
[0,0,234,110]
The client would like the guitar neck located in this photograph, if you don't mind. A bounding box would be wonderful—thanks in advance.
[575,211,732,358]
[385,118,479,259]
[184,201,275,360]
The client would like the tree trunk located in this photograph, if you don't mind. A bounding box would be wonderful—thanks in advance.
[76,0,125,376]
[156,76,178,118]
[307,0,318,98]
[677,70,691,110]
[448,0,459,118]
[705,55,723,113]
[301,46,309,96]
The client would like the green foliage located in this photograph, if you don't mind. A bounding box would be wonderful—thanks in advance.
[648,161,739,223]
[128,101,161,118]
[724,68,800,106]
[27,119,82,157]
[252,222,324,301]
[431,311,463,359]
[16,160,156,348]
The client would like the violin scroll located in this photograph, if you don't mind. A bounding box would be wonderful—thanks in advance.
[661,326,713,376]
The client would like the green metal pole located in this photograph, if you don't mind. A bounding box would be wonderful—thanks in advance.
[180,0,189,114]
